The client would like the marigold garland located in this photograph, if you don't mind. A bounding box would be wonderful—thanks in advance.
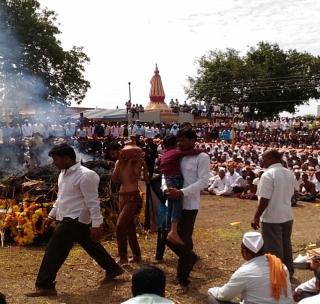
[1,200,53,246]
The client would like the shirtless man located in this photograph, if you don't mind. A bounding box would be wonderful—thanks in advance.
[111,142,149,265]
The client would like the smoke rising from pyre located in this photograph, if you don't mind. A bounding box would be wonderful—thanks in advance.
[0,1,63,123]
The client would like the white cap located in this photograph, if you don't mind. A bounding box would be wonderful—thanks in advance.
[242,232,264,253]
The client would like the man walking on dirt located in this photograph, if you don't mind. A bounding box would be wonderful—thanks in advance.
[27,143,123,297]
[251,149,296,279]
[165,125,210,294]
[112,141,149,265]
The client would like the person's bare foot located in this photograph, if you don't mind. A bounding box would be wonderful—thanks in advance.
[167,231,184,245]
[175,284,189,294]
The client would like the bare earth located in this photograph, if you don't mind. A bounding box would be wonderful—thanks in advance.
[1,196,319,304]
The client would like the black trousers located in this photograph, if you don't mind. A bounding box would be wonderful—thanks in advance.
[155,227,168,260]
[36,218,119,289]
[166,209,198,286]
[261,220,294,277]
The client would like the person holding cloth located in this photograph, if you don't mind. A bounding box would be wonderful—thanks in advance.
[165,125,210,294]
[160,134,202,245]
[27,143,122,297]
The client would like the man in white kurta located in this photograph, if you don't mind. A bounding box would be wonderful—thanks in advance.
[208,232,293,304]
[209,169,232,196]
[165,126,210,293]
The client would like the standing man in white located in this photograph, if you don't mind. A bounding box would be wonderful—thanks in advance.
[165,125,210,294]
[251,149,296,278]
[27,143,123,297]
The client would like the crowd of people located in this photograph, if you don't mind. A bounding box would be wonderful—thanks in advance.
[1,114,320,303]
[1,115,320,171]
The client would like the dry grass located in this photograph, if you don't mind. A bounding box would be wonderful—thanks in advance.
[0,196,319,304]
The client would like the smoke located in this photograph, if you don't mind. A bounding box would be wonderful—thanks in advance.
[0,2,64,124]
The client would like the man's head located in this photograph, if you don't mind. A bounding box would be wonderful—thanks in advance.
[241,232,264,261]
[163,135,177,149]
[108,142,122,160]
[261,149,283,168]
[176,126,197,151]
[48,143,76,170]
[228,164,235,174]
[241,169,248,179]
[218,168,226,179]
[131,265,166,298]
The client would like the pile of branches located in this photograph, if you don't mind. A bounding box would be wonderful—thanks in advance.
[0,161,119,243]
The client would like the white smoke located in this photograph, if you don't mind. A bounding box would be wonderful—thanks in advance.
[0,2,64,124]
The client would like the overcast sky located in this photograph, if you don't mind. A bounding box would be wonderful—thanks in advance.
[39,0,320,115]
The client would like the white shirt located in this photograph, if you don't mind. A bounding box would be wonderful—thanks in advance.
[48,163,103,227]
[145,127,156,138]
[208,255,293,304]
[121,294,174,304]
[314,179,320,193]
[227,172,240,187]
[209,176,232,195]
[234,176,246,188]
[299,294,320,304]
[295,178,303,192]
[180,153,210,210]
[256,163,295,223]
[295,277,317,293]
[253,177,260,186]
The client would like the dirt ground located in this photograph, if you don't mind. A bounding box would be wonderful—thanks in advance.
[1,196,320,304]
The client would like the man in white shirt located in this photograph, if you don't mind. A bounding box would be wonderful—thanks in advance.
[208,232,293,304]
[227,164,240,188]
[208,168,232,196]
[252,149,296,278]
[122,265,174,304]
[145,124,156,139]
[27,144,122,297]
[165,126,210,293]
[294,266,320,303]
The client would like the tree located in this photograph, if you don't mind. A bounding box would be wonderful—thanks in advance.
[186,42,320,117]
[0,0,90,107]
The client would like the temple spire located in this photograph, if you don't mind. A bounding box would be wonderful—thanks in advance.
[149,64,165,103]
[145,64,171,112]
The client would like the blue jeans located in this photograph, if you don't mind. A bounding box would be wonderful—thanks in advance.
[165,175,183,228]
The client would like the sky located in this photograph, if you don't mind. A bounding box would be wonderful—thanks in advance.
[39,0,320,115]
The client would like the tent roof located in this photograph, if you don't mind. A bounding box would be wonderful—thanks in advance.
[68,108,127,120]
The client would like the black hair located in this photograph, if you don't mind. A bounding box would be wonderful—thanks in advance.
[264,149,283,161]
[48,143,76,160]
[176,125,197,140]
[163,135,177,149]
[0,293,6,304]
[131,265,166,297]
[108,141,122,151]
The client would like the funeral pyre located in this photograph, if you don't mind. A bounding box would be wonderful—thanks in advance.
[0,161,135,246]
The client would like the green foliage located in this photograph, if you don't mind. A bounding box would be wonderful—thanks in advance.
[0,0,90,105]
[186,42,320,117]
